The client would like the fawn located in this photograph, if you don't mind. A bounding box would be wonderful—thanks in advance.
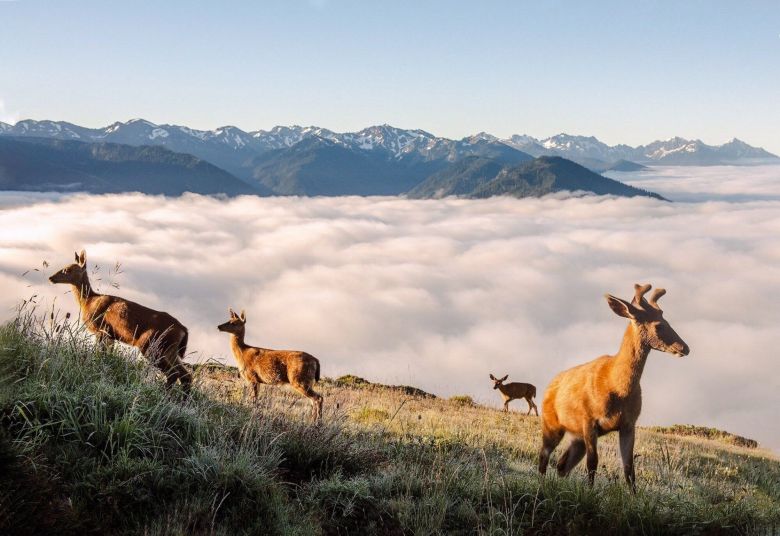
[489,374,538,415]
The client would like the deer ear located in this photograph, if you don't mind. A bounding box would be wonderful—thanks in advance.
[74,251,80,263]
[489,374,496,380]
[228,308,236,318]
[499,375,508,382]
[77,250,87,267]
[606,294,637,319]
[239,310,246,322]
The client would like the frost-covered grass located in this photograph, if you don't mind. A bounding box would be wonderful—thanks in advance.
[1,311,778,535]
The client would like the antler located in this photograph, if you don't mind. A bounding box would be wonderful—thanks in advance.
[632,283,652,307]
[648,288,666,311]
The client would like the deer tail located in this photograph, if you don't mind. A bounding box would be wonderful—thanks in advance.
[314,358,321,382]
[531,384,537,399]
[177,328,189,361]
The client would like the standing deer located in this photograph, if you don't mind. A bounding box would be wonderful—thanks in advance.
[49,249,192,392]
[217,308,323,421]
[538,284,689,492]
[489,374,538,416]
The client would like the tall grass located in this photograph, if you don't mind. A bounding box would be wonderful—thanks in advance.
[1,309,779,535]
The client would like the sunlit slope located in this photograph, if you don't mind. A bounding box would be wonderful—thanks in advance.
[1,318,778,535]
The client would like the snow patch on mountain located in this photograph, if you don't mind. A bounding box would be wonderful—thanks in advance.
[149,128,169,140]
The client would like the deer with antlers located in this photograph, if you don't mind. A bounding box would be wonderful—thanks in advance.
[217,308,323,421]
[49,250,192,392]
[538,284,689,492]
[489,374,538,416]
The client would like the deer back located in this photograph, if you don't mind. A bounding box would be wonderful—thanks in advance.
[85,294,186,354]
[242,349,305,385]
[502,382,536,399]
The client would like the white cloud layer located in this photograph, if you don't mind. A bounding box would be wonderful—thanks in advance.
[608,164,780,202]
[1,165,779,451]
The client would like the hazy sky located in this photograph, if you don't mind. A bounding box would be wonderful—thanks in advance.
[1,1,778,152]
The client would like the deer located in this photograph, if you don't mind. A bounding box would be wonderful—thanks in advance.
[489,374,538,416]
[49,249,192,392]
[217,308,323,421]
[538,284,689,493]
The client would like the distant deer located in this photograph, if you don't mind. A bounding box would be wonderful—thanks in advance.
[489,374,538,416]
[49,249,192,392]
[538,284,689,492]
[217,308,323,421]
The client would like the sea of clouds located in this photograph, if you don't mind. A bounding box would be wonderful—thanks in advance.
[1,165,779,450]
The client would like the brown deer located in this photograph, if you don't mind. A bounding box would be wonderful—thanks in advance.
[49,249,192,392]
[217,308,323,421]
[538,284,689,492]
[489,374,538,415]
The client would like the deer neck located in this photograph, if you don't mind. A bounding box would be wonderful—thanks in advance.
[230,333,250,366]
[609,322,650,396]
[70,277,96,309]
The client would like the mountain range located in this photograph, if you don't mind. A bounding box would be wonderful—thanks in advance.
[498,133,778,166]
[0,118,775,199]
[1,119,776,176]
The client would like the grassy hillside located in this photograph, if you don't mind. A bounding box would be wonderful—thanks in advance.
[1,313,778,535]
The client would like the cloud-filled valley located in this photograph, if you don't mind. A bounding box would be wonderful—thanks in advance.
[1,165,779,450]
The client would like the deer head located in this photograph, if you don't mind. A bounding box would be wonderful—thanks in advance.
[49,249,89,286]
[605,283,690,357]
[489,373,509,390]
[217,308,246,336]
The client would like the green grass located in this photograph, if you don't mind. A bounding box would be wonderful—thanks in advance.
[1,311,779,535]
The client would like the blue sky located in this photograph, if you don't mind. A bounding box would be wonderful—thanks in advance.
[1,1,778,151]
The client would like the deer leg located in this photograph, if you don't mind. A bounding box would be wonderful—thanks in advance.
[178,365,193,394]
[160,349,190,393]
[252,383,259,404]
[309,391,323,422]
[503,399,510,413]
[164,365,180,390]
[529,398,539,416]
[292,383,323,422]
[556,438,586,477]
[166,361,192,394]
[525,397,534,416]
[619,426,637,494]
[584,427,599,487]
[538,427,564,475]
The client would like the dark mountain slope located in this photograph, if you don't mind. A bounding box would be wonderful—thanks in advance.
[470,156,664,200]
[409,155,663,200]
[247,137,414,195]
[247,136,533,196]
[406,157,506,199]
[0,137,264,196]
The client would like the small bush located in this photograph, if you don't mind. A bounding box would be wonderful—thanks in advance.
[335,374,370,387]
[449,395,475,407]
[351,407,391,424]
[650,424,759,448]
